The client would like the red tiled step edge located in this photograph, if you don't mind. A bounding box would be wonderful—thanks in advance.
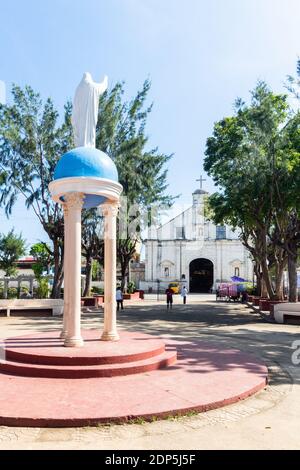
[4,330,165,366]
[0,350,177,378]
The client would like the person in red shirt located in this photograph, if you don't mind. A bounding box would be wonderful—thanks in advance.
[165,288,174,309]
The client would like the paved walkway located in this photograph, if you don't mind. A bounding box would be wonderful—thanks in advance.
[0,297,299,449]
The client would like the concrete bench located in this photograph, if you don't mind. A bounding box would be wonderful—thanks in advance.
[0,299,64,317]
[273,303,300,324]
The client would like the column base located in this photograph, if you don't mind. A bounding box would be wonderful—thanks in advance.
[60,330,68,340]
[101,332,120,342]
[64,337,84,348]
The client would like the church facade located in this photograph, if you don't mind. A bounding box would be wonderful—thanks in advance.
[140,189,253,293]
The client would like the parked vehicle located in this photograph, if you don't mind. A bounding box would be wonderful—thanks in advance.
[168,282,180,294]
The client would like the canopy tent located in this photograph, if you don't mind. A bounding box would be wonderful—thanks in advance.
[231,276,247,283]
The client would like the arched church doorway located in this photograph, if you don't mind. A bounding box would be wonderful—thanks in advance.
[189,258,214,293]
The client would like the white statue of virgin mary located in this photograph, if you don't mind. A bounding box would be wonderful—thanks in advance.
[72,72,108,148]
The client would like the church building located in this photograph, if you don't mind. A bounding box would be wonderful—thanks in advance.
[140,183,253,293]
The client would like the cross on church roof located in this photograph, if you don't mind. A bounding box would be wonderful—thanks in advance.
[196,175,207,190]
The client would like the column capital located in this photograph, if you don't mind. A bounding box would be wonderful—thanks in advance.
[101,201,120,217]
[64,192,85,210]
[62,202,69,216]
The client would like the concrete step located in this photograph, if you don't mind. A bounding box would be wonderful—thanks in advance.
[0,350,177,379]
[4,330,166,366]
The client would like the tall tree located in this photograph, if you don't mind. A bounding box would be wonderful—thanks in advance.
[204,82,291,300]
[95,80,175,290]
[0,229,26,277]
[81,209,104,297]
[0,81,174,297]
[269,111,300,301]
[282,61,300,301]
[0,85,73,297]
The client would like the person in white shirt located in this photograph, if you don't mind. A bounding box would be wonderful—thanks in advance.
[116,288,124,311]
[181,286,188,305]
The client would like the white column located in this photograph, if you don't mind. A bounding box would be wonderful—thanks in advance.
[60,203,69,340]
[101,201,119,341]
[64,192,85,348]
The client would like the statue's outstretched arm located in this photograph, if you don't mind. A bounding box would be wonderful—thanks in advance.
[96,75,108,94]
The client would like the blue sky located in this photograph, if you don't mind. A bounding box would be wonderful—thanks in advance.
[0,0,300,246]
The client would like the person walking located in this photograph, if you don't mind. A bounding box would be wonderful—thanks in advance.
[116,287,124,311]
[165,287,174,310]
[181,285,188,304]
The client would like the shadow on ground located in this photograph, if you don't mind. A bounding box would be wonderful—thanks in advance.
[1,301,299,385]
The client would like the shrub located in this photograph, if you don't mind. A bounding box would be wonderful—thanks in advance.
[91,286,104,295]
[127,281,136,294]
[7,287,18,299]
[35,278,50,299]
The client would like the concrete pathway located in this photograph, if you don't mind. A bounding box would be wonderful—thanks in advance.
[0,298,299,449]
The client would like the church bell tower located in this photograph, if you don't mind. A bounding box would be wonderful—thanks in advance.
[192,175,208,240]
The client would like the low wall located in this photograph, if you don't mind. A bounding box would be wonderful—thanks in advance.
[0,299,63,317]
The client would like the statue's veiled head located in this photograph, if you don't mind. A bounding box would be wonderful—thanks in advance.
[83,72,92,82]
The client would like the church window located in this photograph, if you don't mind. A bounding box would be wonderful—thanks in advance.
[164,267,170,277]
[234,267,240,277]
[176,227,185,239]
[216,225,226,240]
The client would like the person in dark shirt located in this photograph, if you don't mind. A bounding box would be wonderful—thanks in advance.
[165,288,174,309]
[116,287,124,311]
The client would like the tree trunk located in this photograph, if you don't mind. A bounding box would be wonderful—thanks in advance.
[275,262,285,301]
[261,258,275,299]
[51,240,64,299]
[288,243,298,302]
[52,267,64,298]
[254,262,261,296]
[261,277,269,298]
[83,256,93,297]
[256,274,262,297]
[120,259,128,292]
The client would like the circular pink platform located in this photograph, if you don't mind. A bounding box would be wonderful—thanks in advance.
[3,330,171,376]
[0,330,268,427]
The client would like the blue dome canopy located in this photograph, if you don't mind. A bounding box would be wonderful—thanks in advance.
[54,147,118,182]
[53,147,119,210]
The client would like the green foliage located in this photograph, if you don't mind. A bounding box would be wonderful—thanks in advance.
[7,287,18,299]
[0,229,26,277]
[286,58,300,100]
[204,81,298,299]
[30,242,53,279]
[0,85,73,216]
[29,243,52,299]
[0,80,175,297]
[82,210,104,262]
[81,210,104,296]
[204,82,289,235]
[0,85,73,297]
[127,281,136,294]
[91,286,104,295]
[96,80,174,209]
[35,277,49,299]
[242,282,256,294]
[92,260,102,281]
[96,80,176,289]
[0,287,18,299]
